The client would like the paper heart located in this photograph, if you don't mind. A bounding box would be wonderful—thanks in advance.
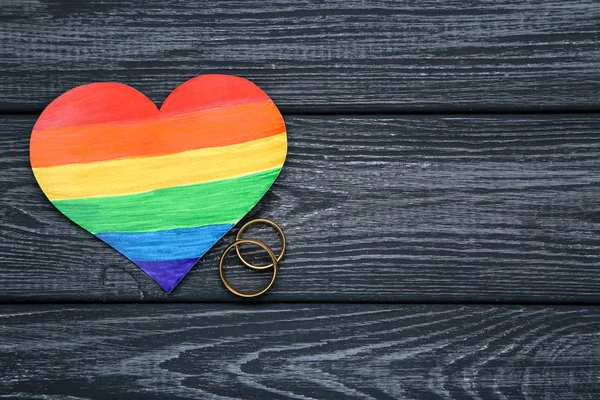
[30,75,287,292]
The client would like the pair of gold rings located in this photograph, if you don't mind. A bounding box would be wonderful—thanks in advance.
[219,218,286,298]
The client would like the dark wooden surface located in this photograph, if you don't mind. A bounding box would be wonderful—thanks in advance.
[1,114,599,302]
[0,0,599,112]
[1,304,599,399]
[1,0,599,398]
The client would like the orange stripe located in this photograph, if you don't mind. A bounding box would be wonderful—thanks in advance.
[30,100,284,168]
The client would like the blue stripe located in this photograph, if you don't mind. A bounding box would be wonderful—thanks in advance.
[96,224,234,262]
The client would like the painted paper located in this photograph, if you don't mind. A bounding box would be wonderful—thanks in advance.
[30,75,287,292]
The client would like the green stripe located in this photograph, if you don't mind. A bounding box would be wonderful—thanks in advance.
[52,168,281,234]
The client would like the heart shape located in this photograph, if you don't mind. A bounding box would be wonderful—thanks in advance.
[30,75,287,292]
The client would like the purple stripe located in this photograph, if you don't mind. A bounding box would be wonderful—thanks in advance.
[133,258,198,293]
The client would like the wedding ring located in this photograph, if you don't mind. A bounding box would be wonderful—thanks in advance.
[235,218,286,270]
[219,238,278,298]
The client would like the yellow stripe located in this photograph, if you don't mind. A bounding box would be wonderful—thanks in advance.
[33,133,287,201]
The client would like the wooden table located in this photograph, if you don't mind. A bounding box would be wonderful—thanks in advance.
[1,1,599,398]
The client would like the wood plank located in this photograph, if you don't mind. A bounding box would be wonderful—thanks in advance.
[0,0,599,112]
[1,114,599,302]
[0,304,599,399]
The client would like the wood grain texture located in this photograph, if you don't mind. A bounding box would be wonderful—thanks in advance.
[1,114,599,302]
[0,304,599,399]
[0,0,599,112]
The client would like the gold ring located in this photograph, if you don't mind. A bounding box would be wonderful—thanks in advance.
[235,218,286,270]
[220,238,278,298]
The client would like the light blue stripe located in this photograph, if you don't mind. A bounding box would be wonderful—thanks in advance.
[96,224,234,262]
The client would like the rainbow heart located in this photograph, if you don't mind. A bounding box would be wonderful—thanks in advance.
[30,75,287,292]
